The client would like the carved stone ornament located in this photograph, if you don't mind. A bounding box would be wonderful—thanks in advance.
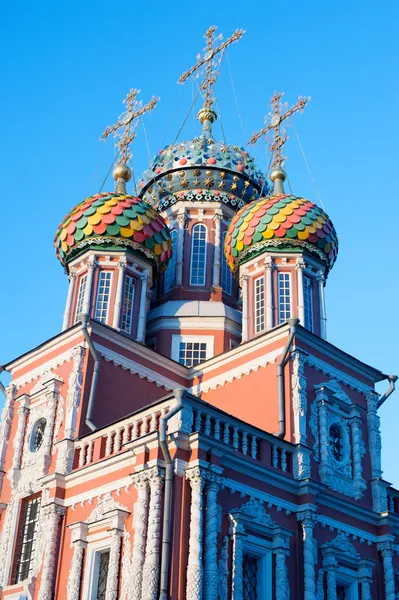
[65,345,85,440]
[87,492,129,524]
[217,536,229,600]
[233,497,275,529]
[322,531,360,559]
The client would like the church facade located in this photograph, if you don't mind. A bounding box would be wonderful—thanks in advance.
[0,27,398,600]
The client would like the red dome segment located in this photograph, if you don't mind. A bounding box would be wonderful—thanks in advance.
[224,194,338,273]
[54,193,172,271]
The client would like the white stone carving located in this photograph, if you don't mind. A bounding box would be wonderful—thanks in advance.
[325,563,337,600]
[293,448,311,480]
[67,539,86,600]
[316,568,325,600]
[273,538,290,600]
[37,503,66,600]
[297,510,318,600]
[105,529,123,600]
[11,402,29,471]
[292,350,308,444]
[141,467,164,600]
[0,384,16,492]
[230,520,245,600]
[377,541,396,600]
[65,346,85,439]
[120,530,133,600]
[322,531,360,558]
[130,471,149,600]
[204,472,224,600]
[87,493,129,523]
[217,536,229,600]
[233,497,275,528]
[186,466,206,600]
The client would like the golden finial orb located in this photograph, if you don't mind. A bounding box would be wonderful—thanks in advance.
[270,167,287,183]
[113,162,132,183]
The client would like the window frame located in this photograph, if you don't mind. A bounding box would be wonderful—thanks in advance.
[254,275,265,334]
[278,272,292,324]
[95,271,112,324]
[189,223,207,286]
[243,534,273,600]
[11,494,41,585]
[75,274,87,323]
[164,229,177,292]
[303,275,314,332]
[120,274,135,334]
[81,539,112,600]
[171,335,214,366]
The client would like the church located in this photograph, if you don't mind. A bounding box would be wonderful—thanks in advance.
[0,26,397,600]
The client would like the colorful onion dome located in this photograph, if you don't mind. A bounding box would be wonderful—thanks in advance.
[224,194,338,273]
[139,137,269,212]
[54,192,172,272]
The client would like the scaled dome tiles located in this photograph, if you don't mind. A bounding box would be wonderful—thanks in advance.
[225,194,338,273]
[54,193,172,271]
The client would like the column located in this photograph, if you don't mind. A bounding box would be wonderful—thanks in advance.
[112,259,127,329]
[240,273,249,342]
[273,535,290,600]
[230,522,246,600]
[63,268,77,330]
[317,392,331,485]
[0,384,16,475]
[82,256,96,317]
[141,468,165,600]
[297,510,318,600]
[37,503,66,600]
[350,408,366,497]
[325,561,338,600]
[204,473,224,600]
[105,529,123,600]
[175,210,186,286]
[131,472,150,600]
[11,402,29,472]
[136,269,149,342]
[265,257,274,329]
[67,540,87,600]
[317,271,327,340]
[186,467,206,600]
[377,542,395,600]
[296,257,306,326]
[359,576,372,600]
[212,212,223,288]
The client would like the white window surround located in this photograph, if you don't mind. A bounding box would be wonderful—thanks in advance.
[243,534,273,600]
[171,335,214,365]
[335,568,359,600]
[95,272,112,323]
[75,274,87,323]
[254,275,265,334]
[303,275,314,332]
[278,272,291,324]
[121,275,135,334]
[164,229,177,292]
[190,223,207,286]
[81,538,111,600]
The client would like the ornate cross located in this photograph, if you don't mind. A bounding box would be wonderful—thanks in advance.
[101,89,159,164]
[249,92,310,170]
[178,26,245,110]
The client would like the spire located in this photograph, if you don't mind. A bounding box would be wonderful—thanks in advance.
[101,89,159,193]
[249,92,310,194]
[178,26,245,139]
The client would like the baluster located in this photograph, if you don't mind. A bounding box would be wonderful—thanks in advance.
[194,410,202,432]
[272,444,278,468]
[78,445,85,467]
[86,440,94,464]
[204,414,211,436]
[281,449,287,472]
[148,411,156,432]
[122,424,130,445]
[105,431,113,456]
[114,428,123,452]
[251,435,258,459]
[242,431,248,455]
[223,423,230,444]
[233,427,239,450]
[132,420,139,440]
[214,418,221,440]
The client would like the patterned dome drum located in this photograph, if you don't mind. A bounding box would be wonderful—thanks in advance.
[139,138,268,211]
[225,194,338,273]
[54,192,172,271]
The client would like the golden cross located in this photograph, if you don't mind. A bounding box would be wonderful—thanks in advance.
[101,89,159,164]
[249,92,310,170]
[178,26,245,110]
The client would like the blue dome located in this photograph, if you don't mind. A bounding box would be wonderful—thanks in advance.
[139,137,269,212]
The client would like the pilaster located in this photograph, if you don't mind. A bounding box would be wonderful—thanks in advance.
[63,268,77,330]
[37,503,66,600]
[240,273,249,342]
[204,472,224,600]
[175,209,186,286]
[141,467,165,600]
[212,211,223,288]
[377,541,395,600]
[113,258,127,329]
[130,471,150,600]
[186,466,206,600]
[296,257,306,326]
[297,510,318,600]
[265,257,274,329]
[82,255,96,317]
[136,269,149,342]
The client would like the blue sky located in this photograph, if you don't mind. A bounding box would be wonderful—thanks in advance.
[1,1,398,484]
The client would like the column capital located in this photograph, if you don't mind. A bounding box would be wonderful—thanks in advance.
[213,211,223,223]
[239,273,249,286]
[117,258,127,270]
[265,256,274,271]
[177,211,187,226]
[69,268,77,279]
[316,270,325,284]
[297,509,318,528]
[185,466,206,490]
[131,470,149,490]
[140,269,150,282]
[295,256,306,271]
[86,257,97,270]
[145,466,165,486]
[205,470,225,492]
[377,540,395,557]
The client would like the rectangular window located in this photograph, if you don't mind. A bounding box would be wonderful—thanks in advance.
[278,272,291,323]
[12,495,41,584]
[121,275,135,334]
[303,275,314,332]
[75,275,87,323]
[255,276,265,334]
[95,550,110,600]
[243,554,259,600]
[190,224,207,286]
[178,341,207,367]
[95,272,112,323]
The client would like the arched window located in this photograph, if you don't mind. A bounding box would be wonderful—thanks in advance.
[164,229,177,292]
[190,223,207,286]
[221,231,232,295]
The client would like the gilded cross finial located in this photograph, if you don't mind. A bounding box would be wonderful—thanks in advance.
[101,89,159,164]
[249,92,310,171]
[178,26,245,133]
